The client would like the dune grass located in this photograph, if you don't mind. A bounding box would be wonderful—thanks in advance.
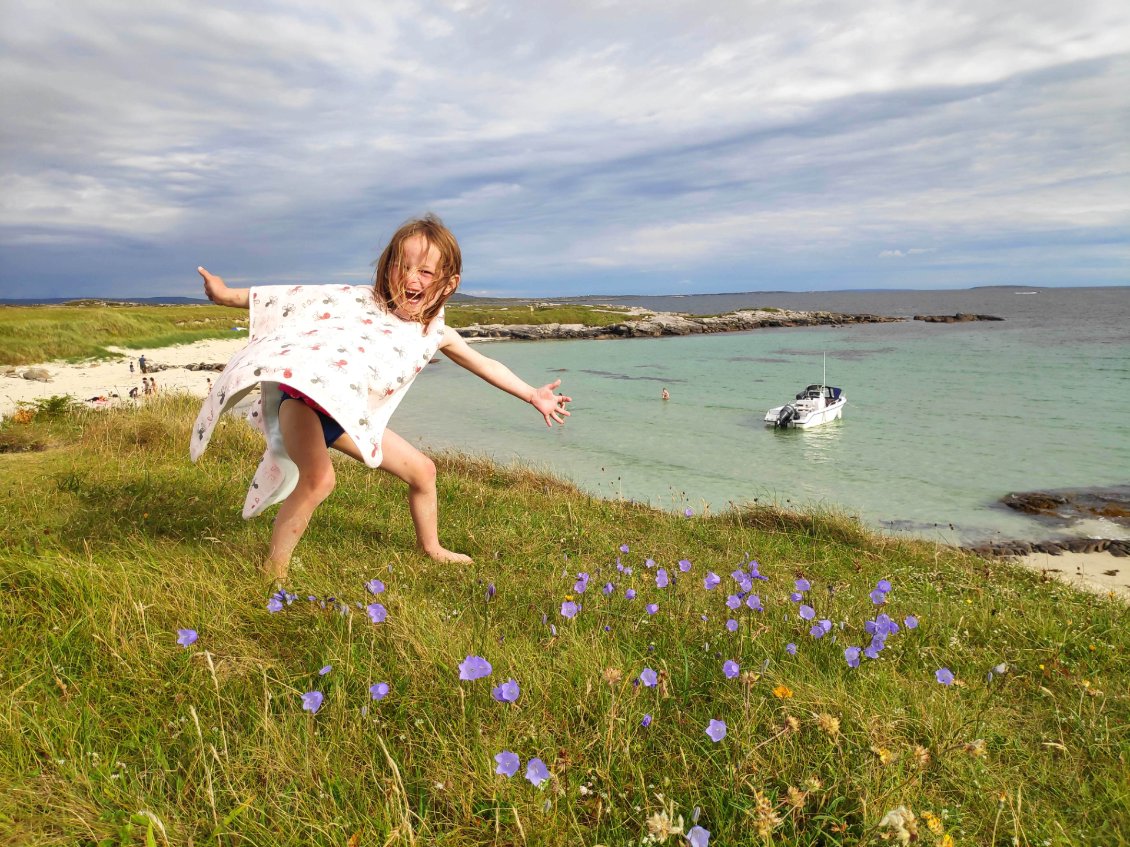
[0,304,250,366]
[444,304,640,329]
[0,396,1126,846]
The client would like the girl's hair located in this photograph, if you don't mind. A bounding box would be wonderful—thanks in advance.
[373,214,462,325]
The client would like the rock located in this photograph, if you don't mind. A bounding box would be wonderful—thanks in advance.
[21,367,51,382]
[913,313,1005,323]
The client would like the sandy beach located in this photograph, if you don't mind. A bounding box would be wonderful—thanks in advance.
[0,337,247,419]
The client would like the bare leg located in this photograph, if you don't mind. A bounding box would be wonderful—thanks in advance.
[332,427,472,563]
[264,401,337,580]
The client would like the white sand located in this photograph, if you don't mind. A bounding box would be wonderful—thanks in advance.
[1016,550,1129,601]
[0,337,247,418]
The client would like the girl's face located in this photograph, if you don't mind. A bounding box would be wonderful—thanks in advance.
[390,234,458,319]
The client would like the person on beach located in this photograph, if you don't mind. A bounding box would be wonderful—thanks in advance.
[138,354,147,374]
[661,387,669,401]
[191,214,572,581]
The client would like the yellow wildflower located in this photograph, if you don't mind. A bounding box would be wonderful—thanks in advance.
[962,738,987,758]
[941,835,955,847]
[871,745,894,765]
[922,810,943,835]
[772,684,794,700]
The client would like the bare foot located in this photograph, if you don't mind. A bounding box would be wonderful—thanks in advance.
[421,545,473,564]
[261,557,289,583]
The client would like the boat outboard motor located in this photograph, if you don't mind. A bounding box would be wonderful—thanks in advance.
[776,403,797,428]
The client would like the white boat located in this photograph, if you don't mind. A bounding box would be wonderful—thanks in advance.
[764,383,846,429]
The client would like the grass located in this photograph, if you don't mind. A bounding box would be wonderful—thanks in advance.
[445,304,642,329]
[0,396,1126,846]
[0,304,249,366]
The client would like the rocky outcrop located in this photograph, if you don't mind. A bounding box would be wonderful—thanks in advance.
[962,537,1130,558]
[913,313,1004,323]
[1001,487,1130,525]
[21,368,52,382]
[457,309,902,340]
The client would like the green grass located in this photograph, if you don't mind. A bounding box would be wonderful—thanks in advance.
[0,397,1126,845]
[0,304,249,365]
[445,304,642,329]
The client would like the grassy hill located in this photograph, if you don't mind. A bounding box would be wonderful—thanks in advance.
[0,397,1126,845]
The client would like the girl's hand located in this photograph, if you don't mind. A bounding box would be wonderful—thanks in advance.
[198,267,248,308]
[531,378,572,427]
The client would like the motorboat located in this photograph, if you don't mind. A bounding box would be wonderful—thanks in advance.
[765,383,845,429]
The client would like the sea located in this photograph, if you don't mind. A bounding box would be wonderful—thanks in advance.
[391,286,1130,546]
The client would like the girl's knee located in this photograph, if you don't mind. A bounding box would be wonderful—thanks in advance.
[410,454,437,489]
[298,464,336,502]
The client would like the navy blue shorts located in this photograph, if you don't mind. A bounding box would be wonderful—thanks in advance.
[279,393,346,447]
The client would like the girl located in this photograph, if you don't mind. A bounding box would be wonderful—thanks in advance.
[191,215,571,580]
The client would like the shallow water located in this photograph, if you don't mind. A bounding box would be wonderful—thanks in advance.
[391,287,1130,545]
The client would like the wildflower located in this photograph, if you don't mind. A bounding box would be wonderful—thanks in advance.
[803,776,824,792]
[301,691,324,715]
[876,579,892,593]
[603,582,614,595]
[318,665,332,676]
[573,573,589,593]
[796,578,811,592]
[458,655,492,681]
[486,582,495,600]
[646,808,684,840]
[176,629,198,648]
[935,668,955,686]
[723,660,739,679]
[753,790,781,836]
[603,667,623,685]
[366,602,387,623]
[786,642,797,655]
[963,738,987,758]
[816,713,840,738]
[366,578,385,595]
[646,603,659,615]
[786,786,807,809]
[726,594,741,610]
[704,572,720,590]
[869,589,887,605]
[746,594,762,611]
[686,825,710,847]
[809,623,826,638]
[491,678,520,703]
[789,592,803,603]
[871,746,893,765]
[266,596,284,613]
[656,568,669,588]
[922,810,943,835]
[678,559,692,572]
[626,588,637,600]
[904,615,918,629]
[705,719,727,742]
[369,682,390,701]
[561,600,579,619]
[642,713,653,728]
[525,757,550,787]
[639,668,658,688]
[783,715,800,733]
[619,544,630,553]
[772,684,793,699]
[799,604,816,621]
[726,619,739,632]
[494,751,520,777]
[912,744,930,768]
[940,835,955,847]
[740,670,760,686]
[878,806,918,845]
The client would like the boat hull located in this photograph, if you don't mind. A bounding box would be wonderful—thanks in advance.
[764,397,846,429]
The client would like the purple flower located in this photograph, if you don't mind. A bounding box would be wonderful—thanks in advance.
[904,615,919,629]
[722,660,739,679]
[573,573,589,593]
[726,594,741,610]
[795,578,811,592]
[366,578,385,595]
[726,619,738,632]
[705,719,727,742]
[301,690,324,714]
[687,825,710,847]
[844,647,861,668]
[318,664,332,676]
[684,508,694,517]
[602,582,614,595]
[458,655,492,681]
[737,577,753,593]
[486,582,496,601]
[266,597,284,613]
[786,642,797,655]
[645,558,656,569]
[646,603,659,615]
[746,594,762,611]
[494,751,520,777]
[935,668,955,686]
[678,559,692,572]
[819,618,832,633]
[641,713,653,728]
[366,602,387,623]
[491,678,520,703]
[789,592,803,603]
[619,544,630,553]
[561,600,579,619]
[656,568,669,589]
[176,628,198,648]
[869,589,887,605]
[525,757,550,787]
[876,579,892,593]
[369,682,390,700]
[625,588,637,600]
[639,668,658,688]
[704,572,720,590]
[809,623,826,638]
[799,604,816,621]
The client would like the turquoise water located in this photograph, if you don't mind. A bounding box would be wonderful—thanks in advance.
[390,289,1130,545]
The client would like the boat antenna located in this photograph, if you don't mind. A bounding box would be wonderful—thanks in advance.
[822,351,826,389]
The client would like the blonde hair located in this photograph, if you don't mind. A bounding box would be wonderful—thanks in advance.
[373,214,461,325]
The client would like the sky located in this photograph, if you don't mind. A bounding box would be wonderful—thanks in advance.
[1,0,1128,299]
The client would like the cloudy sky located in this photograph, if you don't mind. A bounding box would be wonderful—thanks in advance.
[2,0,1128,298]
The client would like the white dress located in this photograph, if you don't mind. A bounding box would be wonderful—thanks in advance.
[190,284,445,517]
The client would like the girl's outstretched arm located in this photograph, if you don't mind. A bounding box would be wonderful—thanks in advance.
[438,326,572,427]
[198,267,250,309]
